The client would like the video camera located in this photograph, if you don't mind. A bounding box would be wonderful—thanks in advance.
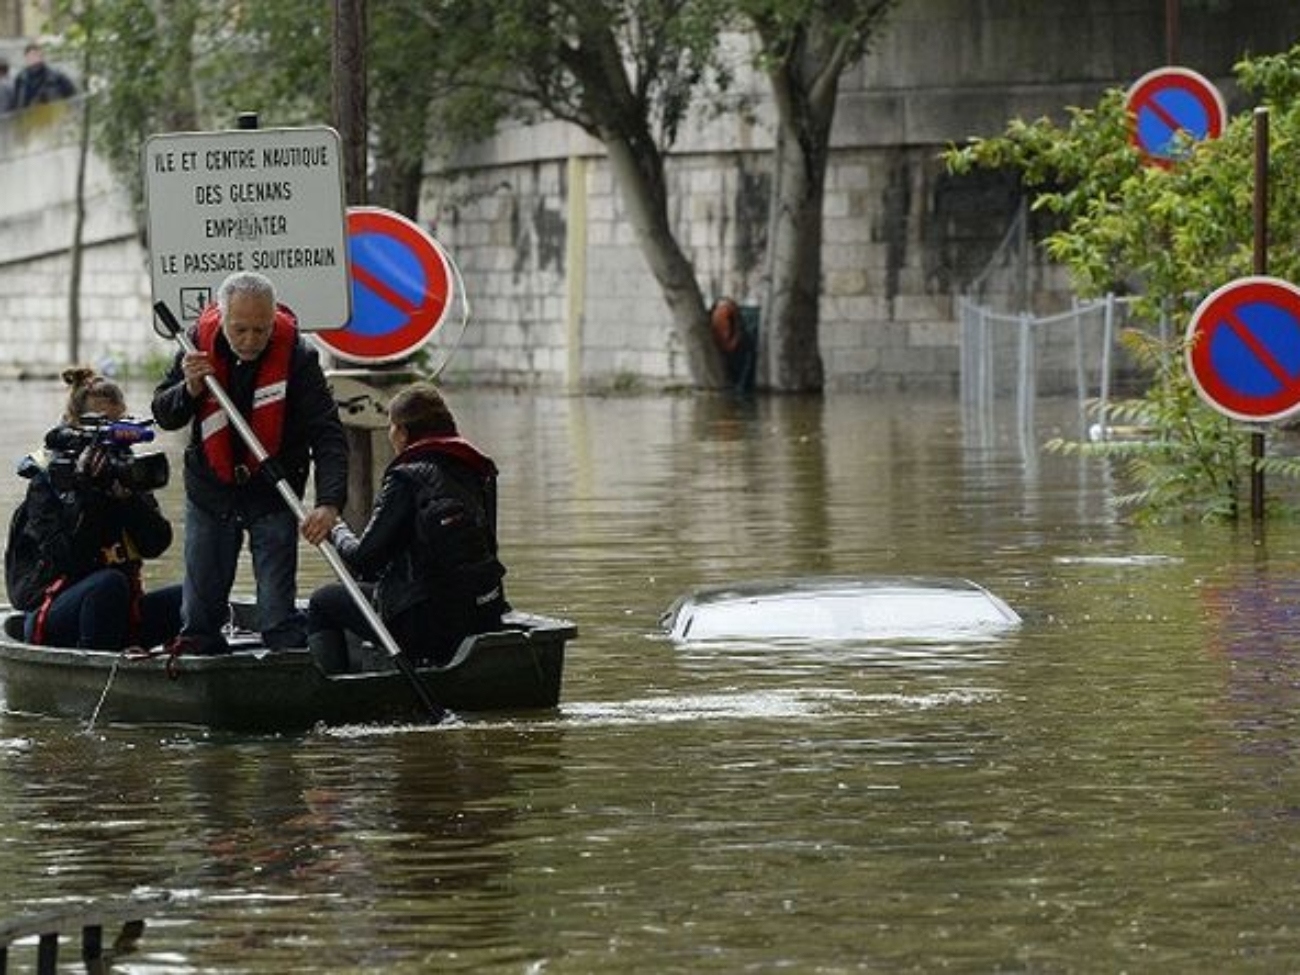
[45,414,170,495]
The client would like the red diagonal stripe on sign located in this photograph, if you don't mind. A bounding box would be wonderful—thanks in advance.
[352,261,423,317]
[1224,308,1299,392]
[1146,96,1186,139]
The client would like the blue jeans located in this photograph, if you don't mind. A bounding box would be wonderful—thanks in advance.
[181,500,306,652]
[26,568,182,650]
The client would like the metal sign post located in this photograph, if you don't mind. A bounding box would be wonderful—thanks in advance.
[1251,107,1270,525]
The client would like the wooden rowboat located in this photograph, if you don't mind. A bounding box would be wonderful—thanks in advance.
[0,601,575,733]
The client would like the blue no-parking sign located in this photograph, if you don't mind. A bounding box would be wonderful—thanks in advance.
[1126,67,1226,168]
[1186,276,1300,423]
[315,206,454,364]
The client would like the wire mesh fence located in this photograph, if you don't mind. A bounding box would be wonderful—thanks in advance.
[957,202,1164,458]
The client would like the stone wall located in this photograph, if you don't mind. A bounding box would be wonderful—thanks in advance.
[0,99,156,377]
[421,0,1300,391]
[6,0,1300,389]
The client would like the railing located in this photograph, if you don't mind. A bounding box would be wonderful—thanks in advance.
[0,894,166,975]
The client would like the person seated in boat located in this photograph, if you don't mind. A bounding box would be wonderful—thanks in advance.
[6,368,182,651]
[306,382,508,672]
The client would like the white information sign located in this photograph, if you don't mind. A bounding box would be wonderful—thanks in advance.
[143,126,351,330]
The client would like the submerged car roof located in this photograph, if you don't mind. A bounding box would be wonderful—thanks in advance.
[662,576,1022,643]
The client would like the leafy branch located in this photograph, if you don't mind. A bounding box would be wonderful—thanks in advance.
[947,42,1300,522]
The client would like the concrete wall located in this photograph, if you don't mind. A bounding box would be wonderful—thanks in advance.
[422,0,1300,391]
[0,99,157,377]
[0,3,40,43]
[5,1,1300,388]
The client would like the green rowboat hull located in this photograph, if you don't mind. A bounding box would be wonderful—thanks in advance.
[0,608,575,732]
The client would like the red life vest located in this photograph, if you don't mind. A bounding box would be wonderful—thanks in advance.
[195,303,296,484]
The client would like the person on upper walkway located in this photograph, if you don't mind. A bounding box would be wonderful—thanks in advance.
[12,42,76,109]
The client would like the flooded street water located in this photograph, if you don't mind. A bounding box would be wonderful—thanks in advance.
[3,379,1300,971]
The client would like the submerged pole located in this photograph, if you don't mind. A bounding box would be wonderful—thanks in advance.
[1251,107,1269,526]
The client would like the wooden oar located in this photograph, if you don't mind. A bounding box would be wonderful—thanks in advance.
[152,301,446,724]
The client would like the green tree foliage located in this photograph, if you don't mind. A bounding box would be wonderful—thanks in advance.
[50,0,903,392]
[51,0,498,218]
[367,1,508,215]
[52,0,204,227]
[473,0,729,147]
[945,44,1300,523]
[198,1,332,128]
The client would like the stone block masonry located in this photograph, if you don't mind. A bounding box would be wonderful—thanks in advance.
[0,102,160,377]
[420,0,1300,391]
[9,0,1300,390]
[428,142,1001,391]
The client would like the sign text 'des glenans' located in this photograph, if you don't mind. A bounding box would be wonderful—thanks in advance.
[144,127,351,331]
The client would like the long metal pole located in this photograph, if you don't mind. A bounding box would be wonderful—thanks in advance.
[1165,0,1180,65]
[1252,107,1269,526]
[153,302,445,722]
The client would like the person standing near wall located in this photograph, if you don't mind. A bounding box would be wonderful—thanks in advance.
[709,297,759,394]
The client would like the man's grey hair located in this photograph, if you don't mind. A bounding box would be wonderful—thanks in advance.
[217,271,276,319]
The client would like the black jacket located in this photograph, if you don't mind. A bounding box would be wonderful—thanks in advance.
[151,326,348,522]
[10,453,173,611]
[13,63,75,108]
[331,437,507,624]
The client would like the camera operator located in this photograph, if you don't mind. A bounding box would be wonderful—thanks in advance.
[8,368,181,651]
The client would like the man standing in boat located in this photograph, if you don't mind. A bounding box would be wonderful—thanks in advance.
[152,271,347,654]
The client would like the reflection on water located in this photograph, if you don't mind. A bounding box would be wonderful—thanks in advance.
[4,382,1300,969]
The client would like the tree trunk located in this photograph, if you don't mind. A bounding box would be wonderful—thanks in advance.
[762,107,828,392]
[158,1,199,133]
[332,0,368,207]
[68,3,94,364]
[69,55,92,363]
[760,50,839,393]
[602,136,725,389]
[756,4,895,394]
